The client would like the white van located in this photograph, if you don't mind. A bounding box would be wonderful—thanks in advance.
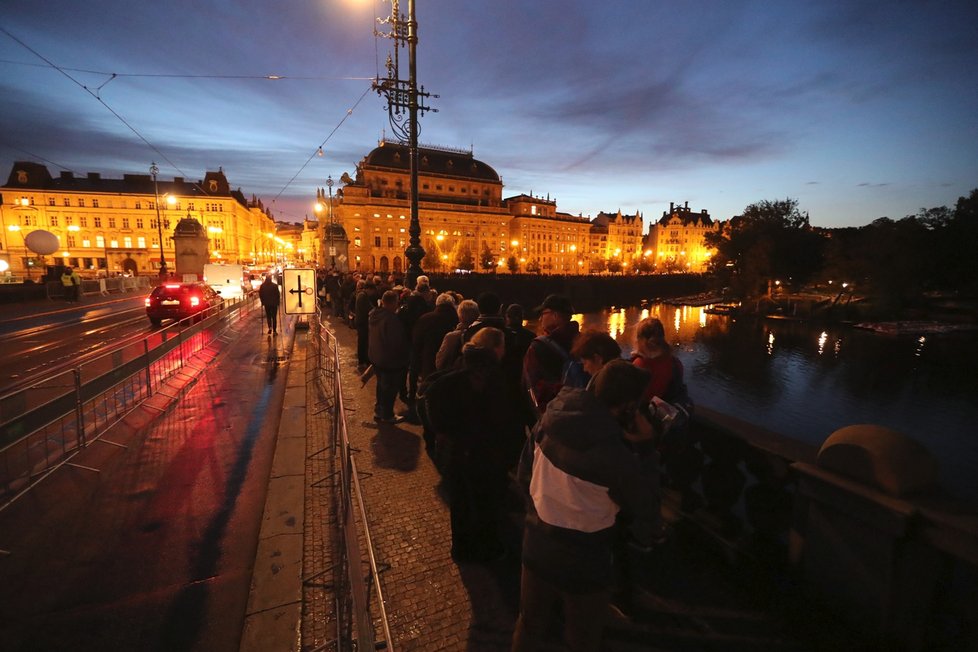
[203,263,247,300]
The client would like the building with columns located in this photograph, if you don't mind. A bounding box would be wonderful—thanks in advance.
[0,162,276,278]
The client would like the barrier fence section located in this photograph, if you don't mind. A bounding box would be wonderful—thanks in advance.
[312,311,393,652]
[0,295,256,512]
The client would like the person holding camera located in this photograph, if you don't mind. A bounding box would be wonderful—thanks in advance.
[511,359,666,652]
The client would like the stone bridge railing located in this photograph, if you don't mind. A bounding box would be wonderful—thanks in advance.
[680,406,977,651]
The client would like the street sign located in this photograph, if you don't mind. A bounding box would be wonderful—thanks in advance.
[283,268,317,314]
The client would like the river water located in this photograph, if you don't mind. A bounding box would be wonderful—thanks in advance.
[566,304,978,503]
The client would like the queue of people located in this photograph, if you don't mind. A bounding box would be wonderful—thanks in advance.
[317,270,694,652]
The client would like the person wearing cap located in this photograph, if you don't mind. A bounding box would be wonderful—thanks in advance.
[522,294,580,414]
[511,359,665,651]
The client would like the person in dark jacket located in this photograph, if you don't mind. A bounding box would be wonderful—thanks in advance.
[368,290,410,423]
[522,294,580,415]
[505,303,535,363]
[424,327,523,562]
[511,359,666,652]
[398,275,436,406]
[412,293,458,382]
[258,275,281,334]
[354,280,379,370]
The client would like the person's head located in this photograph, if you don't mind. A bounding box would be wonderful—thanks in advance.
[505,303,525,329]
[591,359,651,424]
[435,292,456,309]
[64,266,72,273]
[475,291,501,317]
[415,275,430,291]
[635,317,670,356]
[381,289,399,310]
[457,299,480,327]
[356,279,365,290]
[535,294,573,334]
[571,329,622,378]
[470,326,506,361]
[372,275,382,286]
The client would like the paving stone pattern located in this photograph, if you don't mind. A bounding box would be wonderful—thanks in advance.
[302,315,519,651]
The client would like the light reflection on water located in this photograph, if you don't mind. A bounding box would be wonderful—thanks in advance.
[562,303,978,502]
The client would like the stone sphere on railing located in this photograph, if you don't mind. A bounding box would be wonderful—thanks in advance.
[816,424,939,498]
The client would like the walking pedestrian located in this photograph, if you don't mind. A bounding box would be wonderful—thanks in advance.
[258,275,281,334]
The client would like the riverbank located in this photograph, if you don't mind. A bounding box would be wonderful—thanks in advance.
[423,272,709,313]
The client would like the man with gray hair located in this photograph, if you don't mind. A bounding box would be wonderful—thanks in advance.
[435,299,480,371]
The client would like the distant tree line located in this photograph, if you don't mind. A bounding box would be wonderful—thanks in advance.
[705,188,978,314]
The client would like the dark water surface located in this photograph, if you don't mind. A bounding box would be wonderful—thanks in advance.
[567,304,978,503]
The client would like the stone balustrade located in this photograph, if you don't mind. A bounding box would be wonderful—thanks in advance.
[679,407,978,650]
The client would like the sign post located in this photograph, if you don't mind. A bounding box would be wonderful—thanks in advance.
[283,268,317,315]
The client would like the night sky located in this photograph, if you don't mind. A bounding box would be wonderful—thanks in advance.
[2,0,976,227]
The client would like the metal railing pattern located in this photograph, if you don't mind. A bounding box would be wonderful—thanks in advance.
[312,312,394,652]
[0,295,256,511]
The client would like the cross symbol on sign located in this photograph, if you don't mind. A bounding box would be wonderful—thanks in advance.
[283,268,317,314]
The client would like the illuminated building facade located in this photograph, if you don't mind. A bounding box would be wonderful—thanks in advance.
[0,162,275,278]
[589,210,644,273]
[646,201,720,273]
[333,140,512,274]
[506,194,591,274]
[332,140,662,275]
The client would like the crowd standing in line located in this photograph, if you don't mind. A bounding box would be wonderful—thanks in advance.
[314,269,693,652]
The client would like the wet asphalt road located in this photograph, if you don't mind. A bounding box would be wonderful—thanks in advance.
[0,308,293,652]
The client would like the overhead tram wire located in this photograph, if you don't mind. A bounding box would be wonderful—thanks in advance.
[270,84,374,205]
[1,27,376,213]
[0,141,71,172]
[0,58,373,83]
[0,26,181,178]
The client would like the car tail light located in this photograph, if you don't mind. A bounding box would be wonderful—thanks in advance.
[190,295,201,307]
[165,283,181,289]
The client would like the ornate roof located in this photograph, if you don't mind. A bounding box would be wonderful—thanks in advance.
[174,216,206,237]
[362,141,500,182]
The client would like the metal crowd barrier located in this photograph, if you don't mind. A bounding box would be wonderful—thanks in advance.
[311,310,393,652]
[0,294,256,511]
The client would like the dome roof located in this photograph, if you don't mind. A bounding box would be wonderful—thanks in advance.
[174,216,206,237]
[363,141,500,182]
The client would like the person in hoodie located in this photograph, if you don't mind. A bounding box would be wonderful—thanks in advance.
[511,359,666,652]
[368,290,410,423]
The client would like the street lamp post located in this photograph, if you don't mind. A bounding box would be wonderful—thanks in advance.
[326,175,336,269]
[374,0,436,288]
[150,162,167,279]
